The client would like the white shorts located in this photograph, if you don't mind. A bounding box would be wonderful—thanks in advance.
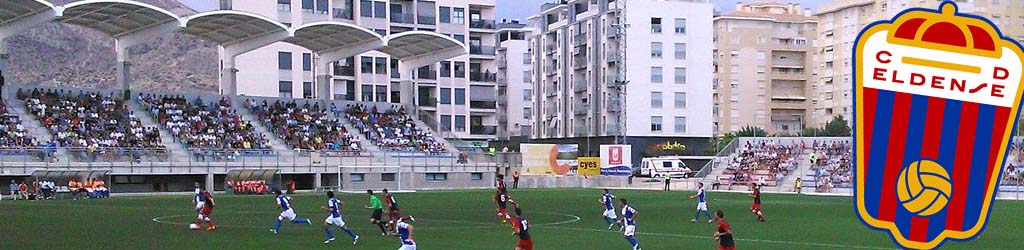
[603,209,617,219]
[696,202,708,211]
[398,243,417,250]
[280,209,297,221]
[326,216,346,227]
[195,202,205,211]
[624,225,636,237]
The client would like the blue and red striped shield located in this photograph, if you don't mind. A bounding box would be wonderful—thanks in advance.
[854,2,1023,249]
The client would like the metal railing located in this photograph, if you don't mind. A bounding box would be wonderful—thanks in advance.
[332,8,353,20]
[470,126,497,135]
[695,138,738,178]
[470,45,496,56]
[469,72,497,82]
[417,15,436,25]
[469,19,496,29]
[390,13,415,24]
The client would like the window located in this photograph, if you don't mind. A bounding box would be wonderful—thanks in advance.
[278,52,292,70]
[651,116,663,132]
[674,18,686,34]
[651,67,663,83]
[302,53,311,71]
[453,8,465,24]
[350,173,365,182]
[278,0,292,12]
[455,115,466,132]
[523,89,532,101]
[381,173,396,182]
[524,107,532,119]
[360,0,372,17]
[390,58,399,78]
[471,173,483,180]
[374,1,386,18]
[360,56,373,73]
[439,7,451,23]
[651,92,662,108]
[454,88,466,105]
[452,34,465,43]
[674,116,686,133]
[361,84,373,101]
[674,92,687,108]
[375,85,387,102]
[440,61,452,77]
[674,67,686,84]
[651,42,662,58]
[301,0,313,12]
[374,29,387,36]
[440,115,452,131]
[651,18,662,33]
[374,57,387,74]
[454,62,466,78]
[315,0,328,13]
[674,43,686,59]
[278,81,293,98]
[426,173,448,181]
[303,82,313,98]
[440,88,451,104]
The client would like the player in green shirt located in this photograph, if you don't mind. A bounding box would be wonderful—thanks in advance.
[365,189,389,235]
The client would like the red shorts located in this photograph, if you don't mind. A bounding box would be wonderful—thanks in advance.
[751,203,761,211]
[718,246,736,250]
[516,240,534,250]
[498,208,507,214]
[200,206,213,216]
[389,209,402,219]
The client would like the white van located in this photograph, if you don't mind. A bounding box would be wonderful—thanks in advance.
[638,157,692,178]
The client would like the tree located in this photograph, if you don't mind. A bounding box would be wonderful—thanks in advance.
[823,115,851,136]
[735,126,767,137]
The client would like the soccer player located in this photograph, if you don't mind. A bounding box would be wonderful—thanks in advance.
[496,174,507,191]
[496,188,512,223]
[689,182,713,223]
[383,189,402,234]
[512,207,533,250]
[619,198,641,250]
[713,210,735,250]
[194,186,216,231]
[749,183,766,222]
[192,182,204,214]
[396,216,417,250]
[365,189,390,235]
[599,189,622,230]
[271,189,311,234]
[322,191,359,245]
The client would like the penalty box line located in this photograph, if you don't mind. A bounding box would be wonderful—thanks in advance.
[540,226,897,250]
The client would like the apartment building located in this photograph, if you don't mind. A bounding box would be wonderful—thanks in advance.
[714,3,817,135]
[227,0,498,146]
[527,0,714,156]
[495,21,533,141]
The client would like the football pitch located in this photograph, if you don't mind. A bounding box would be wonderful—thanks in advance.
[1,188,1021,250]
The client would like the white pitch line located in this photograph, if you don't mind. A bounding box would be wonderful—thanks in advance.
[151,212,582,231]
[540,226,898,250]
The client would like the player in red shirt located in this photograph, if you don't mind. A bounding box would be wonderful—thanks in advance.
[196,186,217,231]
[713,210,735,250]
[749,183,766,222]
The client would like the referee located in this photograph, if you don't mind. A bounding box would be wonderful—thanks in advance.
[365,189,389,235]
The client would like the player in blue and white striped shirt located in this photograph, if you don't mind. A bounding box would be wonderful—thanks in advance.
[599,189,622,230]
[619,198,641,250]
[270,189,311,234]
[321,191,359,245]
[689,182,713,223]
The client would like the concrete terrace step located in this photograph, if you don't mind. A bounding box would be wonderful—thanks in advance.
[238,108,295,155]
[128,101,188,159]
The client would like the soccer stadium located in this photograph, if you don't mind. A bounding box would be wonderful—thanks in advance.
[2,0,1024,250]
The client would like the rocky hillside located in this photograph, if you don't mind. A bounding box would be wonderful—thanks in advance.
[4,0,219,93]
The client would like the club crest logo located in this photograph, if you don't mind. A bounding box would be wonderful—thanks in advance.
[853,1,1023,249]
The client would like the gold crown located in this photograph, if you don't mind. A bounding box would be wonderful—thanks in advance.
[886,2,1003,58]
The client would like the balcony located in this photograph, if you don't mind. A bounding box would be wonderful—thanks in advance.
[573,34,588,47]
[332,65,354,77]
[545,105,557,116]
[497,60,507,68]
[497,113,508,123]
[332,8,353,20]
[545,44,557,54]
[417,15,436,25]
[470,45,496,56]
[545,64,557,75]
[573,56,588,70]
[418,98,437,107]
[574,103,589,115]
[606,73,620,87]
[469,72,497,82]
[574,79,587,92]
[471,125,497,135]
[545,85,557,97]
[390,13,415,24]
[470,101,497,109]
[606,51,620,63]
[607,97,622,112]
[416,68,437,80]
[469,19,496,29]
[497,76,507,85]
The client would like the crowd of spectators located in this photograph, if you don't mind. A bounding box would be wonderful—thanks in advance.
[19,88,165,161]
[806,140,852,192]
[345,104,446,154]
[721,140,801,187]
[1004,142,1024,184]
[0,101,36,149]
[247,99,360,151]
[139,94,272,159]
[228,179,268,195]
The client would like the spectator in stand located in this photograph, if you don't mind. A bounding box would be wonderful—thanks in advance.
[248,100,360,152]
[140,94,271,160]
[345,104,446,154]
[18,181,29,200]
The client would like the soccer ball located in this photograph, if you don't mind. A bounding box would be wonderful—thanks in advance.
[189,223,200,230]
[896,160,952,216]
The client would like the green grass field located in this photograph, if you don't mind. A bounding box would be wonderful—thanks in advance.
[0,188,1021,249]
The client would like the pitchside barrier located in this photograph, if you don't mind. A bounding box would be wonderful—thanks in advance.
[321,165,497,193]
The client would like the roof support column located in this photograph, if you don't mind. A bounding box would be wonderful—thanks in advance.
[313,39,384,100]
[115,46,131,100]
[112,20,181,100]
[219,30,290,98]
